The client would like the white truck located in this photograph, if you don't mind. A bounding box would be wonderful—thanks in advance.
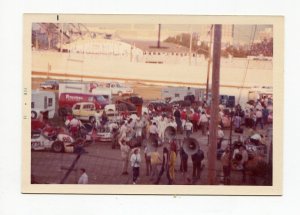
[59,82,112,102]
[31,90,56,119]
[99,82,133,96]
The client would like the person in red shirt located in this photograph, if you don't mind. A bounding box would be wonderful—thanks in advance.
[192,111,200,132]
[181,110,187,120]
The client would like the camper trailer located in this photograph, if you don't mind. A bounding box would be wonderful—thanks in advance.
[31,90,56,120]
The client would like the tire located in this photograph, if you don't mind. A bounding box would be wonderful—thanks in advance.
[31,111,37,119]
[52,141,64,153]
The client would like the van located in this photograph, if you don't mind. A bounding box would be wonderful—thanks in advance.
[58,93,108,117]
[31,90,56,119]
[72,102,99,122]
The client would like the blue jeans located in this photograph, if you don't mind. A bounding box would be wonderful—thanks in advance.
[132,167,140,183]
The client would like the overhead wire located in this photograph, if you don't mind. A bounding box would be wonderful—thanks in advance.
[237,25,257,104]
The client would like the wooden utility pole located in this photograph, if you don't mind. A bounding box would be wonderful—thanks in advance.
[60,23,64,52]
[157,24,161,48]
[207,24,222,185]
[189,25,193,65]
[206,25,214,101]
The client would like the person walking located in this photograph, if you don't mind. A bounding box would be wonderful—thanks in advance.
[119,140,130,175]
[150,147,161,180]
[192,111,200,132]
[198,111,209,135]
[78,168,88,184]
[155,147,171,185]
[184,120,193,138]
[130,148,141,184]
[179,146,188,181]
[221,147,231,185]
[240,146,249,183]
[168,145,177,184]
[255,108,263,129]
[144,143,152,176]
[149,122,159,139]
[217,126,225,150]
[94,110,102,129]
[135,117,144,139]
[158,117,167,142]
[191,148,204,182]
[174,108,182,134]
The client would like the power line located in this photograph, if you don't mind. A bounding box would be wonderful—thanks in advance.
[237,25,257,104]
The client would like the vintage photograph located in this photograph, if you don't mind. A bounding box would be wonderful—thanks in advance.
[23,15,283,194]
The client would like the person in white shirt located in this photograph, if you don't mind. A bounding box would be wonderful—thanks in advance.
[78,168,88,184]
[94,110,102,128]
[69,117,81,137]
[255,108,263,129]
[158,117,167,142]
[149,122,159,139]
[184,120,193,138]
[198,112,209,135]
[134,117,144,138]
[118,121,129,145]
[119,140,130,175]
[240,146,249,183]
[130,148,141,184]
[217,126,225,149]
[168,117,177,130]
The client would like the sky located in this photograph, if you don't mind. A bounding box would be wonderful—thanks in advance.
[33,23,273,46]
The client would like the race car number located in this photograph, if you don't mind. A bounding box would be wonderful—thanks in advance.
[31,141,41,148]
[62,137,72,143]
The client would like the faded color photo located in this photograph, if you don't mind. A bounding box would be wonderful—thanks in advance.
[29,20,275,188]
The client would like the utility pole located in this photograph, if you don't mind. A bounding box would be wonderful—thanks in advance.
[157,24,161,48]
[206,25,214,102]
[207,24,222,185]
[189,25,193,65]
[60,23,64,52]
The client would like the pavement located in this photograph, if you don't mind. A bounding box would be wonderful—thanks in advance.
[31,126,272,186]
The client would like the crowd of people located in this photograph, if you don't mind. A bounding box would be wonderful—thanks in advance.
[65,95,272,185]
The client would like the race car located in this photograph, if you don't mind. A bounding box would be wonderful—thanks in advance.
[31,128,85,153]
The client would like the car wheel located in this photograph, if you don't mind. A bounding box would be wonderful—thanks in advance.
[52,141,64,153]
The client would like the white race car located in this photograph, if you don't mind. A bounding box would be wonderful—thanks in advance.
[31,128,85,153]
